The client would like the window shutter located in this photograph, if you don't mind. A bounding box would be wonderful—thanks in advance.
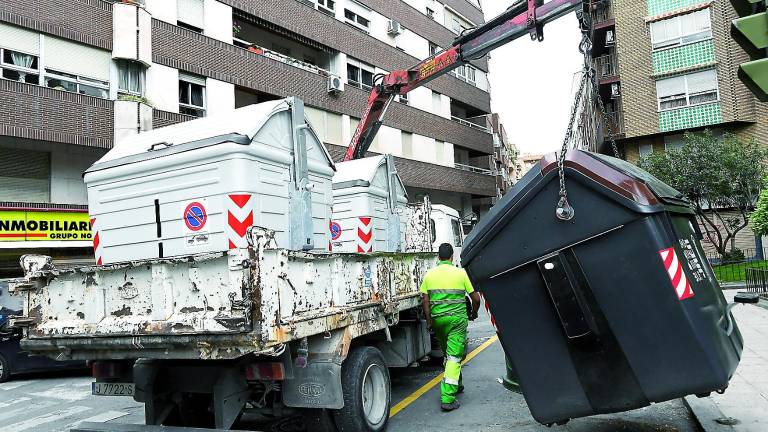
[0,23,40,54]
[45,36,111,81]
[656,75,686,97]
[179,72,206,86]
[0,148,50,203]
[178,0,205,29]
[687,69,718,94]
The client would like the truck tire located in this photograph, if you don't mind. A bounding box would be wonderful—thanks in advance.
[332,346,390,432]
[0,353,9,383]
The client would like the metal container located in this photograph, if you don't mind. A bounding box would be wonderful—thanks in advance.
[462,150,743,425]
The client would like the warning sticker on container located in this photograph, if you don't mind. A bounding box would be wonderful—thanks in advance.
[660,247,695,301]
[183,201,208,232]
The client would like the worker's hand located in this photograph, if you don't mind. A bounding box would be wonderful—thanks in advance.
[426,317,433,331]
[469,311,478,321]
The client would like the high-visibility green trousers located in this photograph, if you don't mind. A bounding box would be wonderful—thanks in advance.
[433,314,468,404]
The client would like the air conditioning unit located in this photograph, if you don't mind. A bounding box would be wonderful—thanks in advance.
[327,75,344,94]
[387,20,403,36]
[606,30,616,46]
[611,82,621,98]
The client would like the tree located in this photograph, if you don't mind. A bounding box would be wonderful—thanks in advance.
[750,183,768,238]
[639,130,767,258]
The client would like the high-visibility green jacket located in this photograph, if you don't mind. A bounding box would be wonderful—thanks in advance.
[419,260,475,317]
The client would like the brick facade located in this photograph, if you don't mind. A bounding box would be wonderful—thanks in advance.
[0,80,113,148]
[355,0,489,72]
[614,0,659,138]
[219,0,491,113]
[0,0,112,50]
[152,20,493,154]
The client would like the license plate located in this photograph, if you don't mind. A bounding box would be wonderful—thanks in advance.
[91,382,135,397]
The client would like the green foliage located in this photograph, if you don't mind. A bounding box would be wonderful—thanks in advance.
[751,183,768,237]
[721,248,745,263]
[638,130,768,258]
[117,93,153,107]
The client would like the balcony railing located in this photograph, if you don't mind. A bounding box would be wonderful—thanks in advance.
[591,1,614,23]
[455,163,494,175]
[233,37,332,77]
[594,54,619,80]
[451,116,490,133]
[603,110,625,137]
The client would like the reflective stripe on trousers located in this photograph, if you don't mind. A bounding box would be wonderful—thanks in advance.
[433,314,468,404]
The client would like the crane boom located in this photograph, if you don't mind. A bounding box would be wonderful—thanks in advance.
[344,0,585,161]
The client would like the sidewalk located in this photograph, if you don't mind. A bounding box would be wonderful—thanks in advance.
[685,292,768,432]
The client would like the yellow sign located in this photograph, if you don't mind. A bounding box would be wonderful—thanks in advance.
[0,210,92,242]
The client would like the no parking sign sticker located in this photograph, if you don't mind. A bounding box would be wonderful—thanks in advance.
[182,200,210,247]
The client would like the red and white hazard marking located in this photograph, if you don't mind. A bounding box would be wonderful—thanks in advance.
[90,217,103,265]
[660,247,694,300]
[357,217,373,253]
[228,194,253,249]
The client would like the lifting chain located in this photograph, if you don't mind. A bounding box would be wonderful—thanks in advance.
[555,1,620,221]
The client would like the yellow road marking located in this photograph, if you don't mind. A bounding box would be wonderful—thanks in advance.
[389,335,499,417]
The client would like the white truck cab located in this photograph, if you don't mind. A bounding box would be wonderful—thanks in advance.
[429,204,465,266]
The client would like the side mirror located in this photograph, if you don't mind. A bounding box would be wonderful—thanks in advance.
[734,292,760,304]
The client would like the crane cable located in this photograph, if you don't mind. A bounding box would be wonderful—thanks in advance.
[555,1,620,221]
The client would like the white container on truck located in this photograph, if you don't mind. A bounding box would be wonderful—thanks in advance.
[330,154,407,253]
[10,99,437,432]
[86,98,334,265]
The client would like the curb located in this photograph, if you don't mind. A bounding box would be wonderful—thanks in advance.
[683,396,737,432]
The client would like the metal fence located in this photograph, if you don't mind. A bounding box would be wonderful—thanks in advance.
[707,248,768,284]
[746,268,768,299]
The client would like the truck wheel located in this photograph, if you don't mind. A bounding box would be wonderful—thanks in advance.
[0,353,9,383]
[333,346,390,432]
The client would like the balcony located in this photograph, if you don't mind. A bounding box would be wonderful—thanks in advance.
[591,0,615,24]
[233,38,333,77]
[603,110,626,137]
[451,116,490,133]
[455,162,494,175]
[594,54,620,81]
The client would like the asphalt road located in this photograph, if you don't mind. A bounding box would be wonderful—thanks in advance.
[0,304,703,432]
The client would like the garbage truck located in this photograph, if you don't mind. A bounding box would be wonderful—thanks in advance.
[10,98,437,431]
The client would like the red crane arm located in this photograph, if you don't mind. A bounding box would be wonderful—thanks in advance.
[343,0,585,161]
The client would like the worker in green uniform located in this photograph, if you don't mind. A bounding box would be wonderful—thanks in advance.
[420,243,481,411]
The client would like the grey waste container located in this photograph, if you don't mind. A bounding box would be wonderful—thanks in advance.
[461,150,743,425]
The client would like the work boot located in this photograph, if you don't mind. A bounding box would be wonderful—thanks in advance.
[457,385,465,394]
[440,401,460,411]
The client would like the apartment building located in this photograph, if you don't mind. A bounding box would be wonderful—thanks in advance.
[589,0,767,159]
[0,0,495,274]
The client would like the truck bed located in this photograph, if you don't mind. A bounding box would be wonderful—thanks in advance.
[12,228,436,360]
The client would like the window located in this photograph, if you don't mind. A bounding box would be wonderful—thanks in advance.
[179,73,206,117]
[45,69,109,98]
[402,131,413,158]
[344,9,371,32]
[0,147,50,203]
[397,93,409,104]
[639,143,654,157]
[346,58,374,90]
[117,60,144,96]
[0,47,39,84]
[466,65,476,84]
[650,9,712,51]
[451,219,463,247]
[426,7,435,20]
[656,69,719,111]
[429,43,440,57]
[177,0,204,33]
[664,135,685,151]
[317,0,335,15]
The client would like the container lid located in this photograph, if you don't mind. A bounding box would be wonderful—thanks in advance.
[88,98,335,173]
[462,150,691,265]
[332,155,407,197]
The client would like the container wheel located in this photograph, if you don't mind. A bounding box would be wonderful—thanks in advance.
[332,346,390,432]
[0,353,9,383]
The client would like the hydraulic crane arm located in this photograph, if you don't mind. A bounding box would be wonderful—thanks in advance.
[344,0,585,161]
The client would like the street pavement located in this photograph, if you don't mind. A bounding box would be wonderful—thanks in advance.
[684,292,768,432]
[0,302,702,432]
